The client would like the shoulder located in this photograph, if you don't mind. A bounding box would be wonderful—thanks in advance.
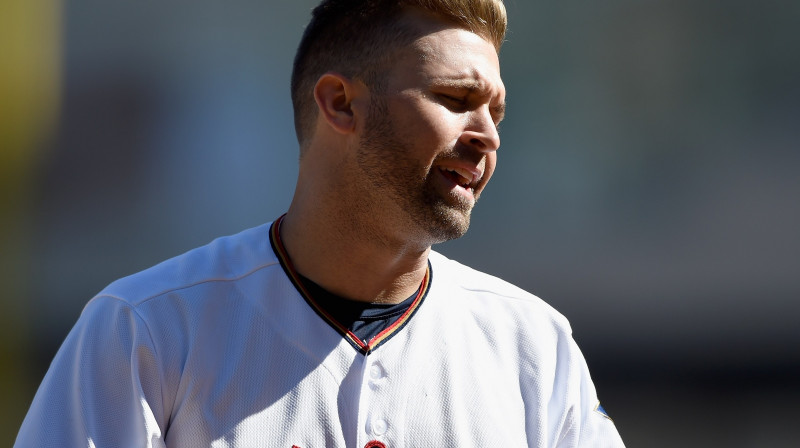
[426,252,625,446]
[427,250,572,334]
[93,222,279,309]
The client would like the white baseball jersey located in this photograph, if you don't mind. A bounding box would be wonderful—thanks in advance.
[16,219,624,447]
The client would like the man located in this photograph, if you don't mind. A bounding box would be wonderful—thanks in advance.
[17,0,625,446]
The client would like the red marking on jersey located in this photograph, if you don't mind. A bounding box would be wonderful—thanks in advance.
[291,446,302,448]
[364,441,387,448]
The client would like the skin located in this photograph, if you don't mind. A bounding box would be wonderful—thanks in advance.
[281,10,506,304]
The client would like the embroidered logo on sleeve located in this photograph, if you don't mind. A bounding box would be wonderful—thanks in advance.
[594,401,613,422]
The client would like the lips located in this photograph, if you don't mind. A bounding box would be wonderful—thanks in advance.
[438,165,482,191]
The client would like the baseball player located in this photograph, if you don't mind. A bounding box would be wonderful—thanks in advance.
[16,1,625,447]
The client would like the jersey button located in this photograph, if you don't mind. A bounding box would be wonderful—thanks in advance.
[369,363,384,381]
[371,418,388,436]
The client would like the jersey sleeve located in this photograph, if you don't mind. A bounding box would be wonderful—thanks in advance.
[15,296,167,448]
[557,336,625,448]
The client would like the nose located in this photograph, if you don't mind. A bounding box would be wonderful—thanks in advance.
[460,106,501,153]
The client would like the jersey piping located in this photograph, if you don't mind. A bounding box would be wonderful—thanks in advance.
[269,214,432,354]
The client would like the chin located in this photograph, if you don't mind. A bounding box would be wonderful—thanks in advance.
[401,181,478,244]
[419,205,472,244]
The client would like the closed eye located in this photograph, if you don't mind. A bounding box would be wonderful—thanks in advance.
[438,93,467,108]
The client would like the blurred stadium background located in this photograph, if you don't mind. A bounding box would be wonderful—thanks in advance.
[2,0,798,446]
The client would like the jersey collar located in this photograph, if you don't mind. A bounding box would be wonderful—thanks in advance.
[269,214,432,354]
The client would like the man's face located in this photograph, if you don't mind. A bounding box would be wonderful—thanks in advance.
[356,21,505,244]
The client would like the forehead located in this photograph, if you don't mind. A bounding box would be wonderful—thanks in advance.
[386,21,505,100]
[420,29,502,82]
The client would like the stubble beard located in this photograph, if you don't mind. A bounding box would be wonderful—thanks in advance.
[356,96,473,245]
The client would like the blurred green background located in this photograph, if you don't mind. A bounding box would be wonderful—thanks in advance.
[2,0,799,446]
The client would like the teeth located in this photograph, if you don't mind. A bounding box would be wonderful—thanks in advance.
[443,167,475,187]
[453,167,474,184]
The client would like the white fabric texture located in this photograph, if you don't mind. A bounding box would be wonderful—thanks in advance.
[16,222,625,447]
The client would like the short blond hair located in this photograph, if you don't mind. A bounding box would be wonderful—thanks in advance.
[291,0,507,151]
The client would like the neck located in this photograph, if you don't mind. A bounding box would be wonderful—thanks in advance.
[279,197,431,304]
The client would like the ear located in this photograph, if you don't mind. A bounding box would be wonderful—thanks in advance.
[313,73,362,135]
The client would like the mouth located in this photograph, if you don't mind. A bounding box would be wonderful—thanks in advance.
[438,166,480,193]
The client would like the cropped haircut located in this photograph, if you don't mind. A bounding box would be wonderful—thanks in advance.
[290,0,507,152]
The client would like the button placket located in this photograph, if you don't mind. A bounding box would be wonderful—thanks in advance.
[361,357,392,443]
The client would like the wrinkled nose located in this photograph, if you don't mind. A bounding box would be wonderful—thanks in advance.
[460,107,501,153]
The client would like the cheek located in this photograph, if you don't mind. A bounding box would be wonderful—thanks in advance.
[386,95,466,160]
[414,106,452,139]
[400,96,458,139]
[406,113,459,161]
